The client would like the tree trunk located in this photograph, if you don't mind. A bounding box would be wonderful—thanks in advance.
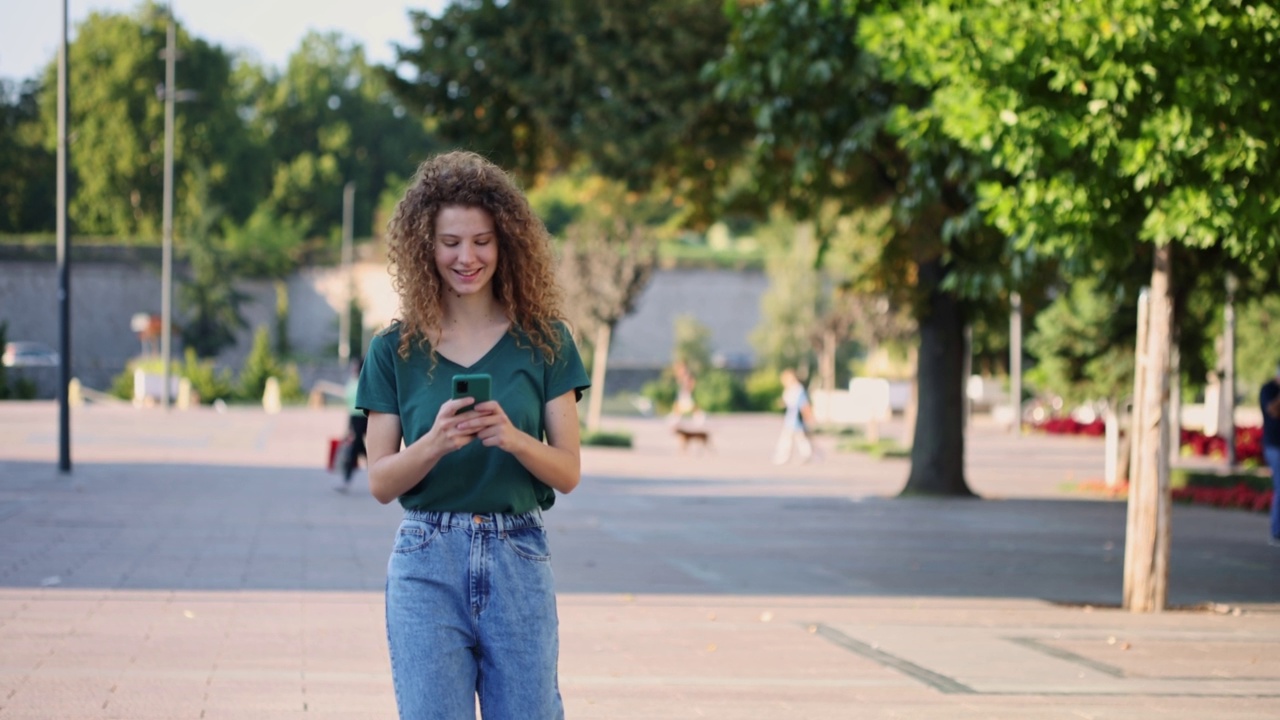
[1123,244,1174,613]
[902,258,974,497]
[586,324,611,433]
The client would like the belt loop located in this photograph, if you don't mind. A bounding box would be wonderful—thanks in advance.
[496,512,507,538]
[439,511,451,533]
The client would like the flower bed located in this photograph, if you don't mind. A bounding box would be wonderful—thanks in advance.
[1029,416,1105,436]
[1179,426,1262,465]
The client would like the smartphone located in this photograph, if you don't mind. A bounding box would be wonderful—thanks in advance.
[451,373,492,411]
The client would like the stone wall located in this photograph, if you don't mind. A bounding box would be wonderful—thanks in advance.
[0,255,767,397]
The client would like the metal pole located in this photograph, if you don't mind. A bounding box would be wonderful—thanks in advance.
[56,0,72,473]
[1224,273,1237,467]
[339,182,355,364]
[1010,291,1023,436]
[159,12,176,409]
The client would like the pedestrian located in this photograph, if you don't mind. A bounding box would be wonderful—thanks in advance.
[773,368,818,464]
[336,355,366,491]
[355,151,589,719]
[1261,361,1280,546]
[668,359,704,428]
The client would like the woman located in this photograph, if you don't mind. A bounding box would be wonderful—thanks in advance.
[356,151,589,719]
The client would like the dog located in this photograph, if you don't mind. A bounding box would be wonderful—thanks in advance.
[674,426,713,453]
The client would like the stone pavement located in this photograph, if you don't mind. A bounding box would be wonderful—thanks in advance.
[0,402,1277,719]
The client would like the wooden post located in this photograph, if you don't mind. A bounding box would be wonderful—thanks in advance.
[1123,245,1174,613]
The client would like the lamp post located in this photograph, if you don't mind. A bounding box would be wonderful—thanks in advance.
[159,12,176,409]
[56,0,72,473]
[1224,272,1238,468]
[338,182,355,365]
[157,6,196,408]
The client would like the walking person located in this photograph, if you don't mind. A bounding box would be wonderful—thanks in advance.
[773,368,818,464]
[1261,361,1280,546]
[356,151,589,719]
[336,355,367,491]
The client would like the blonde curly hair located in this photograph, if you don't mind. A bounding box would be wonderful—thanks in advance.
[385,150,564,365]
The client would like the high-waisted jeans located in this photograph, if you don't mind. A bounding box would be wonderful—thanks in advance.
[385,508,563,720]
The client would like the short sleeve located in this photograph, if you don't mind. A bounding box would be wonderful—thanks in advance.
[356,329,401,416]
[544,322,590,403]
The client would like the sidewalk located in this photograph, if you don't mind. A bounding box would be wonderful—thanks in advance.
[0,403,1277,718]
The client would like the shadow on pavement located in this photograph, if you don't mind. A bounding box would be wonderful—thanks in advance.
[1,460,1276,608]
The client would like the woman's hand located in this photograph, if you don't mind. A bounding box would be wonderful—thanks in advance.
[457,400,528,453]
[428,397,483,453]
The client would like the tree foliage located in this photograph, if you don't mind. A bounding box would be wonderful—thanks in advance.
[385,0,752,220]
[0,79,54,233]
[862,0,1280,265]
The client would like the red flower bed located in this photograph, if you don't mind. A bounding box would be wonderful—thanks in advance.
[1031,416,1105,436]
[1172,483,1273,513]
[1179,426,1262,464]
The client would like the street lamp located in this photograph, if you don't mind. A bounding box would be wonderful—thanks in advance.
[1224,272,1238,467]
[157,6,196,409]
[56,0,72,472]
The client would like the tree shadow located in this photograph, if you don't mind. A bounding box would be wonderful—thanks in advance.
[0,460,1274,607]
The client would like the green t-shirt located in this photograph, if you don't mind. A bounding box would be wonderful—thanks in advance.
[356,321,589,513]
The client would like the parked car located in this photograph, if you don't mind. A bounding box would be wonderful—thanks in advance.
[2,341,60,367]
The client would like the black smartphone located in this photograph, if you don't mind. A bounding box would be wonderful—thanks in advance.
[451,373,492,411]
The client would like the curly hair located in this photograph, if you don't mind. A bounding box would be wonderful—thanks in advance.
[385,151,564,365]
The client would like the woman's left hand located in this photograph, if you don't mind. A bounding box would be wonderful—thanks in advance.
[459,401,526,452]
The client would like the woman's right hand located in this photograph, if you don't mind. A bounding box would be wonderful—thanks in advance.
[366,397,480,504]
[424,396,480,453]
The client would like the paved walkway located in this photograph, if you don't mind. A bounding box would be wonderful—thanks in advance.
[0,402,1277,718]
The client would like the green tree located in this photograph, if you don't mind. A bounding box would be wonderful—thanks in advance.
[37,2,263,238]
[246,32,434,241]
[712,0,1016,497]
[0,79,54,233]
[862,0,1280,610]
[386,0,751,218]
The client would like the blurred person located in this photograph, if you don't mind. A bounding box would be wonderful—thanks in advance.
[356,151,589,719]
[668,359,704,427]
[773,368,818,464]
[335,355,367,491]
[1261,361,1280,546]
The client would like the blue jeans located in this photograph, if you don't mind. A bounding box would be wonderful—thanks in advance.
[1266,445,1280,540]
[386,509,563,720]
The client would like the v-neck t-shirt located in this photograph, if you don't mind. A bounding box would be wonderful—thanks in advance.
[356,321,589,513]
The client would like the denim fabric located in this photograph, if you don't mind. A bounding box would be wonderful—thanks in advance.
[386,509,563,720]
[1265,445,1280,540]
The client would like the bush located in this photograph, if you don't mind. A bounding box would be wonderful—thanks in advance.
[640,374,678,414]
[236,326,304,403]
[582,429,633,448]
[693,368,742,413]
[743,368,783,412]
[179,348,234,403]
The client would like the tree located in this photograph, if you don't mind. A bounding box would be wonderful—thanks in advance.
[0,79,54,233]
[37,3,262,238]
[246,32,433,241]
[713,0,1013,497]
[557,214,656,431]
[385,0,751,219]
[862,0,1280,609]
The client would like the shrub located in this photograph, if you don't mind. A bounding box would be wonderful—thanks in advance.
[640,374,678,414]
[743,368,783,412]
[236,326,305,403]
[582,429,633,448]
[693,368,742,413]
[179,348,234,403]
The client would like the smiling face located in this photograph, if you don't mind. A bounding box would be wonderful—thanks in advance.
[434,205,499,298]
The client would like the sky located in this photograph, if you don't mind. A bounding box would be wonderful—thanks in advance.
[0,0,448,83]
